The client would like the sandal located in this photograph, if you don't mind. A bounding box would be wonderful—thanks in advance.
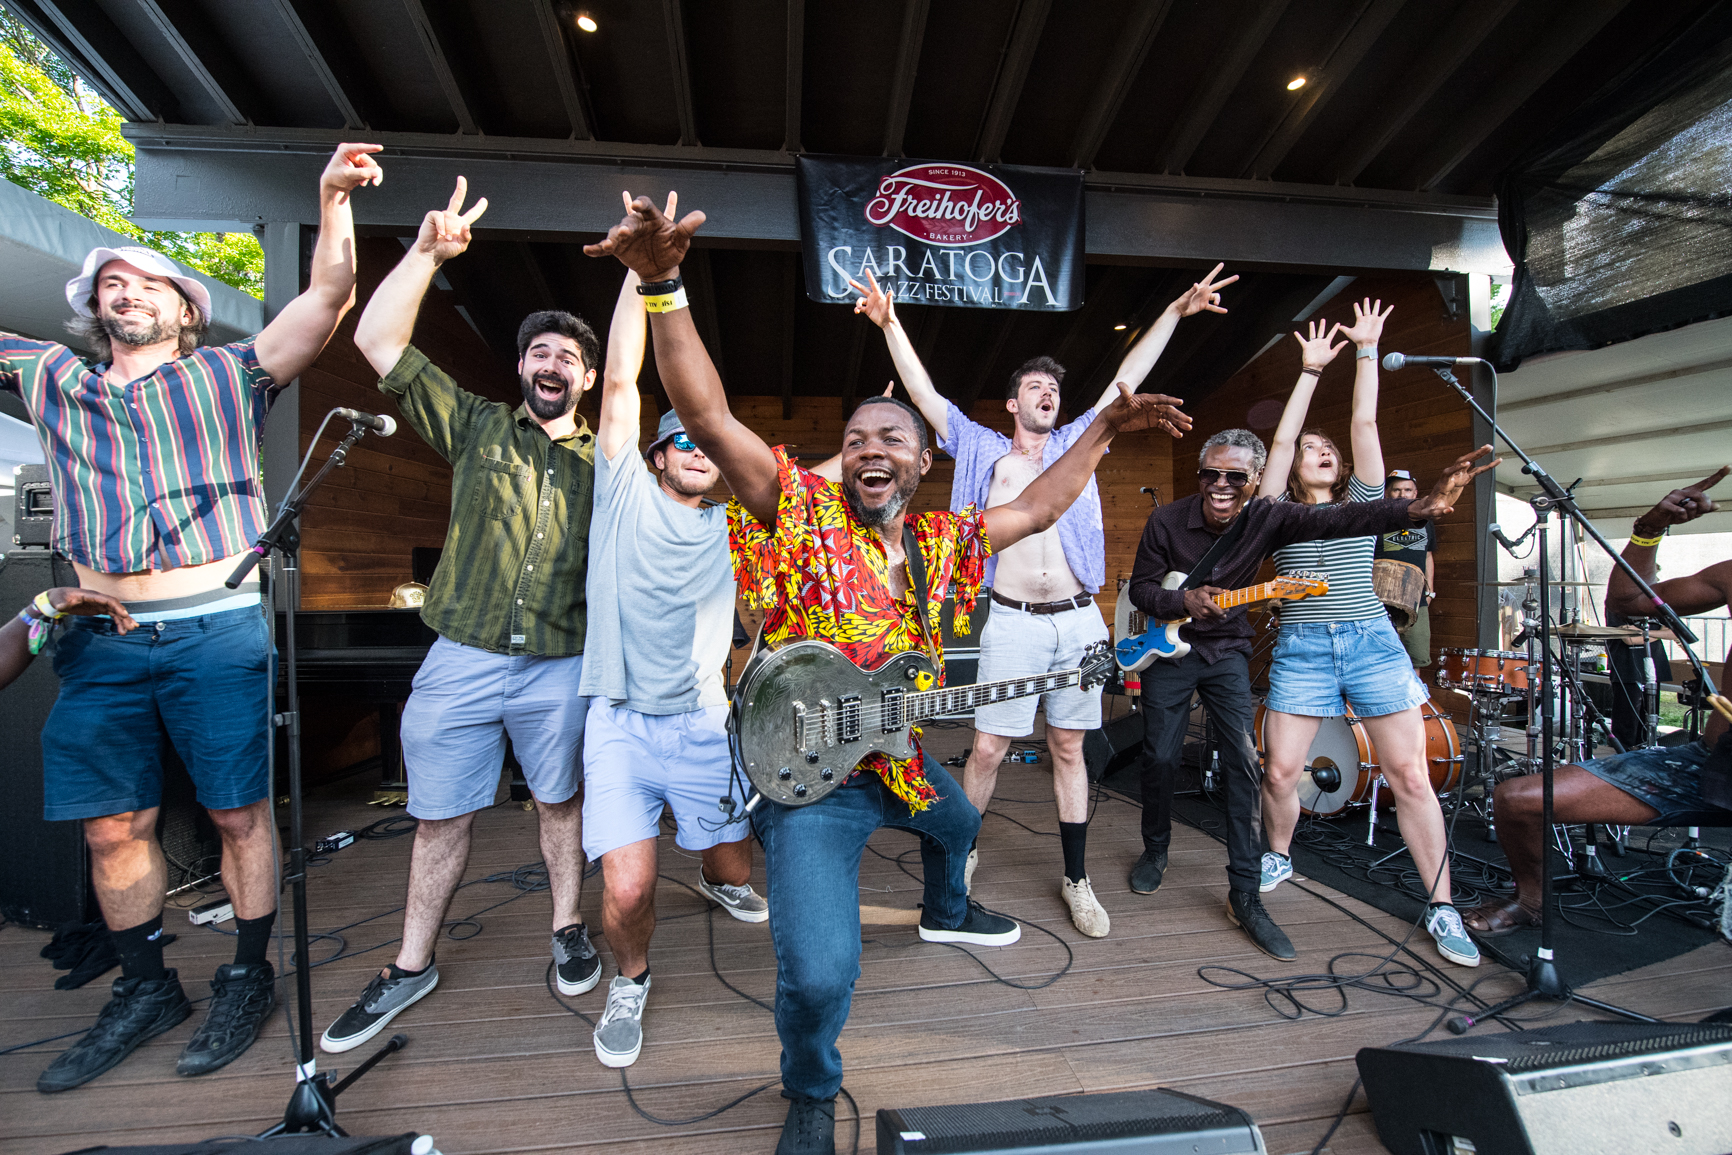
[1461,898,1542,937]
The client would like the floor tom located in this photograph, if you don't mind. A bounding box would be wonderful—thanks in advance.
[1256,699,1462,816]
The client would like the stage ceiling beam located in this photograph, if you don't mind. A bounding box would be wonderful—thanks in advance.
[882,0,929,156]
[531,0,594,140]
[974,0,1051,163]
[783,0,804,153]
[268,0,370,130]
[1157,0,1290,174]
[136,0,255,126]
[14,0,178,121]
[402,0,480,135]
[124,126,1508,273]
[663,0,700,147]
[1069,0,1172,170]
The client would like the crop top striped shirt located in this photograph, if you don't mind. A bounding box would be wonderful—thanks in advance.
[1271,474,1385,623]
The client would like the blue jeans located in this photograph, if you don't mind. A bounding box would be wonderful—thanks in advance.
[751,756,978,1099]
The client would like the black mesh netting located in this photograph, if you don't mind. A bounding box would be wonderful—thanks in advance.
[1491,27,1732,370]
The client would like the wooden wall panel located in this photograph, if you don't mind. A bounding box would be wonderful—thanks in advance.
[1165,274,1479,709]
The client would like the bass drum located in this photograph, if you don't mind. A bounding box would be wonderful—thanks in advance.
[1255,699,1462,817]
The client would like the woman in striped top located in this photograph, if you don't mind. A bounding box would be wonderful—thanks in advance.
[1254,299,1480,968]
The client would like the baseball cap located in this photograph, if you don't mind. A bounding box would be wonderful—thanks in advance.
[645,408,688,462]
[1386,469,1414,481]
[65,246,213,323]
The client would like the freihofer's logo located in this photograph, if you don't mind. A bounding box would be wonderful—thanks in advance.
[865,164,1022,247]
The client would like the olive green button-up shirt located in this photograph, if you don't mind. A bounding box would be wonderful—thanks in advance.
[380,345,595,656]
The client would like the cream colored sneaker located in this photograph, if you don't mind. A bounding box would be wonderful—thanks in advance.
[964,847,979,896]
[1061,875,1110,938]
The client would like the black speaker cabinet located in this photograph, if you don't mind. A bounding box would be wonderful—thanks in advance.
[1084,710,1145,782]
[1357,1020,1732,1155]
[876,1088,1264,1154]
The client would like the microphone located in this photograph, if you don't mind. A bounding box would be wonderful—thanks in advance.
[335,407,397,436]
[1381,352,1485,372]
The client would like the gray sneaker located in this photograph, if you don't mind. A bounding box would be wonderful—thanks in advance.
[320,963,438,1054]
[553,923,601,995]
[697,872,769,923]
[593,974,651,1068]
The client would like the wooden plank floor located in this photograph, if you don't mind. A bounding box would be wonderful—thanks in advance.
[3,723,1726,1155]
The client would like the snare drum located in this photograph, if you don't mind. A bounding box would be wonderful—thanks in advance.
[1255,699,1462,816]
[1437,647,1531,697]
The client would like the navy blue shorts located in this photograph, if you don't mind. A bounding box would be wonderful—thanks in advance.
[1577,740,1732,827]
[43,604,274,821]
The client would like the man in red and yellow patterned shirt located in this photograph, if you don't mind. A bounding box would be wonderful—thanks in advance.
[587,193,1189,1155]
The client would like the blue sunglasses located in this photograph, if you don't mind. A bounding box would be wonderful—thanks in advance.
[668,433,697,452]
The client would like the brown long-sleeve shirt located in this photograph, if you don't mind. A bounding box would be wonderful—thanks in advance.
[1128,492,1426,666]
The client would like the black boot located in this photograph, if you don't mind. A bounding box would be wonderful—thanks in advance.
[177,961,277,1076]
[38,970,191,1093]
[1226,890,1296,961]
[776,1093,837,1155]
[1129,848,1168,894]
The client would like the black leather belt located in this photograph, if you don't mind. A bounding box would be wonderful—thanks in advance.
[989,590,1093,615]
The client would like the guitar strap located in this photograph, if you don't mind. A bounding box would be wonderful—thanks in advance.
[1178,509,1250,592]
[902,522,944,669]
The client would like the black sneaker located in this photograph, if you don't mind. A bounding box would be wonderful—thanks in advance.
[1226,889,1296,961]
[320,963,438,1054]
[37,970,192,1093]
[918,900,1021,946]
[176,961,276,1076]
[554,923,601,996]
[776,1093,837,1155]
[1129,849,1168,894]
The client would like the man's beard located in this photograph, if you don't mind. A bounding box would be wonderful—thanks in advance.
[1016,405,1057,435]
[661,465,713,497]
[520,371,576,420]
[100,306,177,349]
[844,472,919,530]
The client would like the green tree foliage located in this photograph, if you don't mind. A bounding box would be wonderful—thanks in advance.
[0,8,265,298]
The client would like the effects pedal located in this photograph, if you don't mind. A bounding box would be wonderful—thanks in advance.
[315,830,357,854]
[189,897,234,925]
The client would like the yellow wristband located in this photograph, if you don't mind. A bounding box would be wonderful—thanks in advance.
[641,288,689,314]
[1627,530,1664,548]
[32,591,64,620]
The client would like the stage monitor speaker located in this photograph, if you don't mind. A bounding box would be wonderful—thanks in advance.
[877,1088,1264,1154]
[13,463,54,548]
[1084,710,1144,782]
[1357,1020,1732,1155]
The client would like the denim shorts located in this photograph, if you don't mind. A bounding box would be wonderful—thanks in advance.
[43,604,273,821]
[399,636,587,819]
[1265,617,1429,719]
[1577,740,1732,827]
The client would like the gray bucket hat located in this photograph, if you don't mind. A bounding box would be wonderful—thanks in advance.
[645,408,688,462]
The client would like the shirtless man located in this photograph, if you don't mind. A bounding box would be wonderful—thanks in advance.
[1463,467,1732,937]
[846,265,1234,937]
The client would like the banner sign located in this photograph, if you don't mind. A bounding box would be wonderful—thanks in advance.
[797,155,1084,312]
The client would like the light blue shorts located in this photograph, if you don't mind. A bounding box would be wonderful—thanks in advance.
[1265,617,1429,719]
[580,700,748,859]
[973,598,1109,736]
[399,637,588,820]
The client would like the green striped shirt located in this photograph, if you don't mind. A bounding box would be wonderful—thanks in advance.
[380,346,595,656]
[1272,474,1386,623]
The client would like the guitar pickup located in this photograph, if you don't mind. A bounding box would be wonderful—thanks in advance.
[837,694,862,743]
[880,687,904,732]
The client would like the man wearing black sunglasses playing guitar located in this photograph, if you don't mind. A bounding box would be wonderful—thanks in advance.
[586,191,1189,1155]
[1128,431,1498,961]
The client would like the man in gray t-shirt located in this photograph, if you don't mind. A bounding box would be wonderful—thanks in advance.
[576,270,767,1071]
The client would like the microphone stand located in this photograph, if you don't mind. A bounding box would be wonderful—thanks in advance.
[1428,365,1688,1032]
[227,419,407,1135]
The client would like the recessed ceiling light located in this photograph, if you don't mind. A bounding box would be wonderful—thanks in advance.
[1114,323,1127,331]
[576,13,598,32]
[1287,76,1306,91]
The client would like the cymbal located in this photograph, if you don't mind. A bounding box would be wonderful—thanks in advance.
[1615,629,1678,644]
[1554,623,1640,639]
[1478,580,1597,587]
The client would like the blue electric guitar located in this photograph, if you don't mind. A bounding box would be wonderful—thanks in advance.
[1113,570,1328,671]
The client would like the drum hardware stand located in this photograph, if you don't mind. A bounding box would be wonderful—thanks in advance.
[227,415,407,1135]
[1427,366,1705,1032]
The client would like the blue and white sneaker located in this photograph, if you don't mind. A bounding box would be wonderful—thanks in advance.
[1426,903,1482,967]
[1259,851,1293,893]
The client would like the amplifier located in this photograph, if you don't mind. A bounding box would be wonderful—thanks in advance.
[1084,710,1145,782]
[1357,1020,1732,1155]
[876,1088,1264,1155]
[13,462,53,547]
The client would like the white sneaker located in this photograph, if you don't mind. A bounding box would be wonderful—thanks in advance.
[1061,876,1110,938]
[964,848,979,895]
[593,974,651,1068]
[697,872,769,923]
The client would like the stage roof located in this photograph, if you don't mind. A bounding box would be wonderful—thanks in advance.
[9,0,1721,409]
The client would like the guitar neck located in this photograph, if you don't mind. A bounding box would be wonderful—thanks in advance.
[909,669,1080,721]
[1213,581,1284,610]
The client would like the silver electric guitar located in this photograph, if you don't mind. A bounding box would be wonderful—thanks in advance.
[733,638,1114,807]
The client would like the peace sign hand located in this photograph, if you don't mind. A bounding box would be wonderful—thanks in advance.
[416,177,489,265]
[847,269,897,330]
[1170,263,1238,317]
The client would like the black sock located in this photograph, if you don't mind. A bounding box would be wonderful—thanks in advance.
[1058,821,1088,884]
[233,910,275,968]
[111,914,168,982]
[389,960,430,979]
[627,967,650,986]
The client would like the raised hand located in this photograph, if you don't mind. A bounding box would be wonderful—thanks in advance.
[320,143,384,204]
[1292,318,1346,371]
[583,189,707,282]
[414,177,488,265]
[1101,381,1193,439]
[1409,446,1501,520]
[1633,466,1728,534]
[1171,263,1238,317]
[1336,297,1393,349]
[848,268,897,329]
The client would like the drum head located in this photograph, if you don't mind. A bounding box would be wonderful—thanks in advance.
[1296,716,1365,816]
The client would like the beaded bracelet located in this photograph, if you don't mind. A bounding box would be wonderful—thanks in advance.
[1299,366,1322,378]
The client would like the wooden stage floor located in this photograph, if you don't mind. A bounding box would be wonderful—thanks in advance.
[3,722,1728,1155]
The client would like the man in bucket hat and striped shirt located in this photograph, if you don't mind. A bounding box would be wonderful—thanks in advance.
[1,142,385,1093]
